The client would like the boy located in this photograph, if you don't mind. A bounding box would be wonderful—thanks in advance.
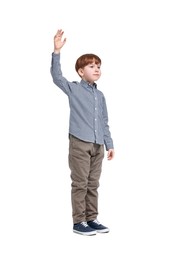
[50,29,115,236]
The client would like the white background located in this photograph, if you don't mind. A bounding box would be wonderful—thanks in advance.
[0,0,171,259]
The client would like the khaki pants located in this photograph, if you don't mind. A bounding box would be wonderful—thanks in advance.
[68,135,104,224]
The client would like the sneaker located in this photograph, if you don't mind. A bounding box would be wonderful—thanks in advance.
[87,219,110,233]
[73,221,97,236]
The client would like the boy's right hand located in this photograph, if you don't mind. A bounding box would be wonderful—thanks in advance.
[54,29,66,54]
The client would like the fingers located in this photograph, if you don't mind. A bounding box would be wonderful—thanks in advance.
[107,152,111,160]
[55,29,64,38]
[54,29,66,46]
[107,154,112,160]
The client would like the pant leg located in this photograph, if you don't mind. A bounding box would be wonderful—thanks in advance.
[86,143,104,222]
[68,135,92,224]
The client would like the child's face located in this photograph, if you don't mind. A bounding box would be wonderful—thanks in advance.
[78,61,101,84]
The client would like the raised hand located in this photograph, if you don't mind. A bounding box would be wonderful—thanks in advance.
[54,29,66,53]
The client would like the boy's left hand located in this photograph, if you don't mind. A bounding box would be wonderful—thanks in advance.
[107,149,115,160]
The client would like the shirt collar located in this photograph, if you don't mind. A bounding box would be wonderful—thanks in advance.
[80,79,97,89]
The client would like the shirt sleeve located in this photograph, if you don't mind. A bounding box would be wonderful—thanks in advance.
[50,52,73,96]
[102,96,114,150]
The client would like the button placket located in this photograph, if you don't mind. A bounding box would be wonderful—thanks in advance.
[93,90,98,140]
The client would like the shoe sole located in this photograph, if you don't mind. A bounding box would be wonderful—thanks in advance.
[73,230,97,236]
[96,229,110,233]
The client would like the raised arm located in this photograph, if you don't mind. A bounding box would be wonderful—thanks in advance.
[51,29,73,95]
[54,29,67,54]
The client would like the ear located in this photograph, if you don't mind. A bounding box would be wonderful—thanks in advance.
[78,68,84,77]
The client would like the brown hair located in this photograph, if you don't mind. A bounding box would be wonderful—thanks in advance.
[75,53,101,73]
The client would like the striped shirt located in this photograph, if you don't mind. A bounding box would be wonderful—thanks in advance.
[50,53,114,151]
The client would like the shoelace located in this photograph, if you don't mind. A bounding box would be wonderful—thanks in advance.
[93,219,101,225]
[81,221,89,227]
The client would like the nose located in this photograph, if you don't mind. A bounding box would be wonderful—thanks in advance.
[95,66,100,71]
